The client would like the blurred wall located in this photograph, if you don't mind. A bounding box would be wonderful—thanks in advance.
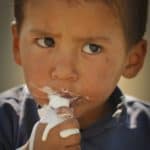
[118,4,150,101]
[0,0,150,101]
[0,0,25,91]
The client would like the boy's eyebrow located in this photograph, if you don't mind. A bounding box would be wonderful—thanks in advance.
[74,36,112,43]
[29,29,61,38]
[29,28,111,43]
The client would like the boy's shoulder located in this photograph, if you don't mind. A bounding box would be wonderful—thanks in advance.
[115,94,150,129]
[0,85,25,110]
[123,95,150,114]
[0,84,26,98]
[0,85,26,148]
[0,85,38,148]
[0,85,31,117]
[0,85,25,101]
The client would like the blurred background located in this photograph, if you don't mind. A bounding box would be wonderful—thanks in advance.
[0,0,150,101]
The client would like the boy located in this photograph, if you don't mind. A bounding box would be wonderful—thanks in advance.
[0,0,149,149]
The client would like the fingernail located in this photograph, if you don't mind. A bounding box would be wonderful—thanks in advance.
[58,113,74,120]
[60,128,80,138]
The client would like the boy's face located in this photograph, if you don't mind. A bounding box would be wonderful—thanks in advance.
[12,0,145,122]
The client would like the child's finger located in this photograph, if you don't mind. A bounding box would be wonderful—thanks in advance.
[60,128,80,138]
[57,118,80,132]
[31,118,81,149]
[67,145,81,150]
[31,123,50,149]
[61,130,81,147]
[58,119,81,147]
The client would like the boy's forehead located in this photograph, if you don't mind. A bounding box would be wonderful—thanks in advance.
[22,0,122,42]
[28,0,110,7]
[24,0,114,18]
[24,0,118,32]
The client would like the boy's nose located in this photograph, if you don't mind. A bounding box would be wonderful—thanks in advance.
[50,63,78,81]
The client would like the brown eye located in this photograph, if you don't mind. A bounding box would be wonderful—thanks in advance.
[37,37,55,48]
[82,43,102,54]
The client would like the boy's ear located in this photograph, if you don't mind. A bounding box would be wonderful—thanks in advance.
[122,40,147,78]
[11,21,22,65]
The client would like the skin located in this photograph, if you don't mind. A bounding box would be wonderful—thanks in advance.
[12,0,147,149]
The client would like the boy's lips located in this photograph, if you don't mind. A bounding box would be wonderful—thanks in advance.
[33,90,87,108]
[58,90,90,108]
[29,83,89,106]
[58,91,83,104]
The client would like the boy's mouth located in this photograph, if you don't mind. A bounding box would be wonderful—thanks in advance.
[59,90,90,108]
[58,90,83,105]
[29,83,89,106]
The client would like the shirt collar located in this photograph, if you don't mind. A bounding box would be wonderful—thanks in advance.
[81,87,124,139]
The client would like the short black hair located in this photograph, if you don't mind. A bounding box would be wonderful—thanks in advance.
[13,0,149,47]
[114,0,149,47]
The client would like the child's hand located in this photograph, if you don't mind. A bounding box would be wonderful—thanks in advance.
[33,117,81,150]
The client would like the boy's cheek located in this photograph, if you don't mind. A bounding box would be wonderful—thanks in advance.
[81,81,112,102]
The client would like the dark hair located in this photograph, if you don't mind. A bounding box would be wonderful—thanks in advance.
[13,0,149,47]
[113,0,149,47]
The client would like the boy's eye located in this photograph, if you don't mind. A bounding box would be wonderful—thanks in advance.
[82,43,102,54]
[36,37,55,48]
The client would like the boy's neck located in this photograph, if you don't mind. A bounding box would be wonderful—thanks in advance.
[78,101,111,130]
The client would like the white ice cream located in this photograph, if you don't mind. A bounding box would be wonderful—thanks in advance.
[27,86,79,150]
[40,93,70,141]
